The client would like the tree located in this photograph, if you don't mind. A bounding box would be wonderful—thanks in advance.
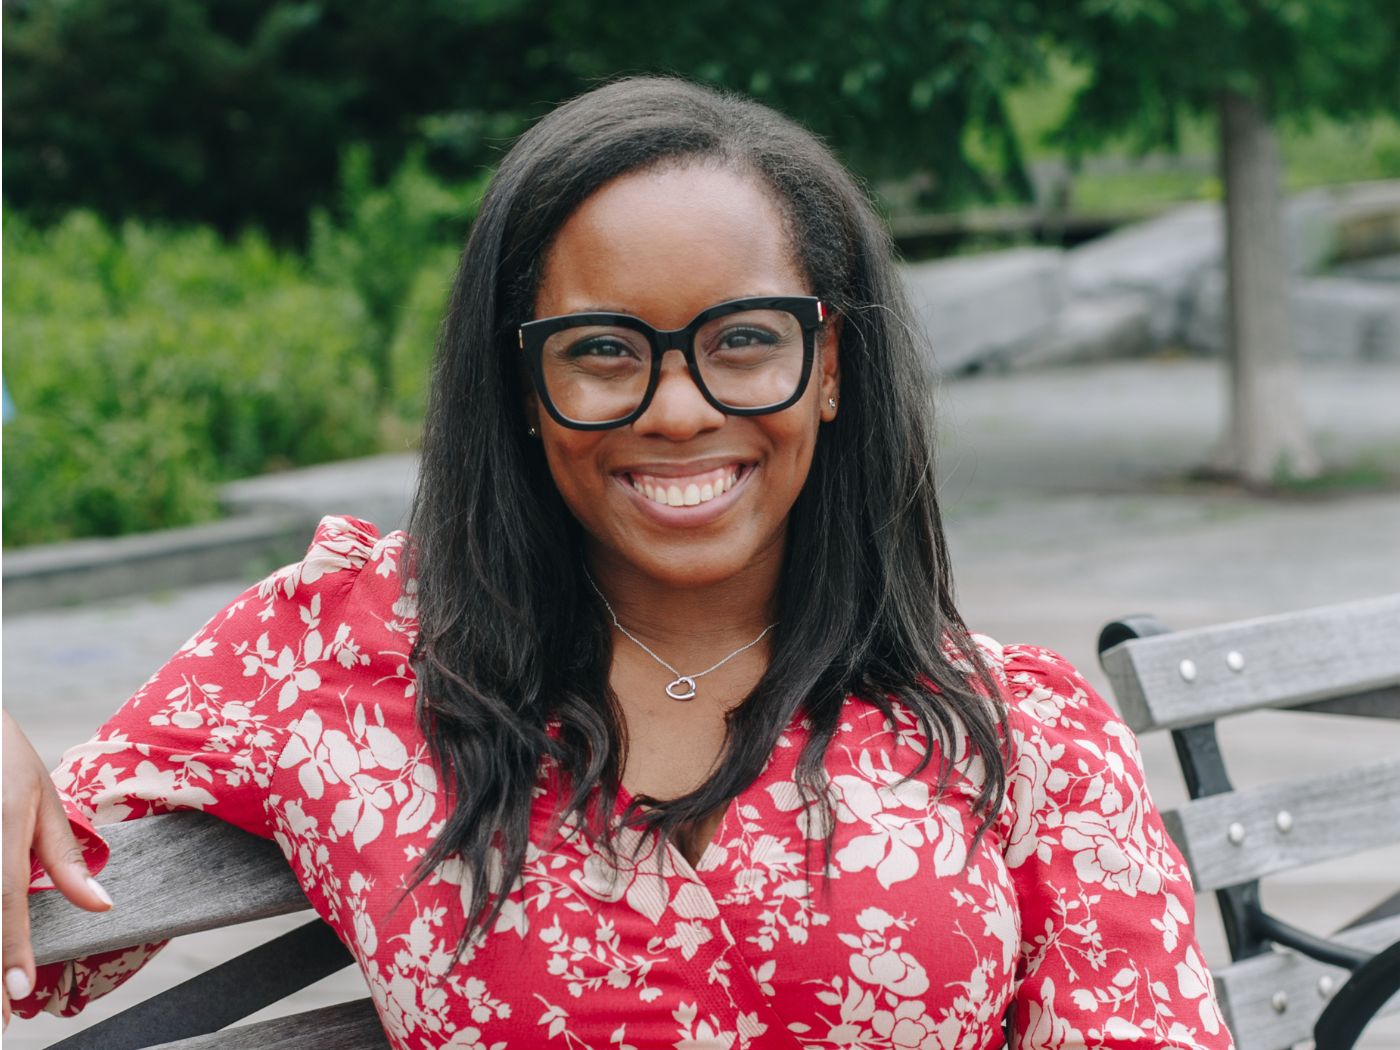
[3,0,1052,239]
[1,0,583,241]
[1043,1,1400,486]
[541,0,1048,208]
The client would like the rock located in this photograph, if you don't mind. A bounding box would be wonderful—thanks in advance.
[1284,187,1341,274]
[1326,180,1400,261]
[1008,293,1154,370]
[902,247,1066,374]
[1184,270,1400,361]
[1332,253,1400,282]
[1295,278,1400,361]
[1065,203,1221,345]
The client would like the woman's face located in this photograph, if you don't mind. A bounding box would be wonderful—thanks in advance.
[528,164,840,591]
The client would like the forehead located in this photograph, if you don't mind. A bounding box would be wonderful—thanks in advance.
[534,164,808,328]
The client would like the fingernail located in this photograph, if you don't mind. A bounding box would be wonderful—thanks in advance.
[86,876,114,908]
[4,967,32,1001]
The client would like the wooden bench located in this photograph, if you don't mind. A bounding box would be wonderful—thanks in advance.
[1098,593,1400,1050]
[30,813,385,1049]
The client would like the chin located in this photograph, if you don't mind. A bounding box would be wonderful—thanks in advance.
[599,525,776,591]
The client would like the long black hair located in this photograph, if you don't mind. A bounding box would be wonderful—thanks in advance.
[407,76,1006,944]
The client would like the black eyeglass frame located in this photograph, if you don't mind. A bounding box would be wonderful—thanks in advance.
[519,295,828,431]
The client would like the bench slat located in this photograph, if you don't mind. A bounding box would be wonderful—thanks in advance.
[32,812,309,966]
[1216,913,1400,1050]
[1160,757,1400,891]
[149,997,387,1050]
[1297,684,1400,720]
[1100,594,1400,732]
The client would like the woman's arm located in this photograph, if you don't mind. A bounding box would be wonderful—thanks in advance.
[995,643,1235,1050]
[3,514,387,1026]
[1,709,114,1028]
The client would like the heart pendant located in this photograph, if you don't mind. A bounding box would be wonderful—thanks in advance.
[665,676,698,701]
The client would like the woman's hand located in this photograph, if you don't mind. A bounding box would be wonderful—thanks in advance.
[2,709,112,1028]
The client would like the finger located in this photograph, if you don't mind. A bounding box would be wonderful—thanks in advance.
[32,787,111,913]
[1,802,36,1015]
[3,965,30,1013]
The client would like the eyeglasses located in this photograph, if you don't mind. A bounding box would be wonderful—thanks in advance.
[519,296,827,430]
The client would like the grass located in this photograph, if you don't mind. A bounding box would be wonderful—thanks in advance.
[1269,456,1400,498]
[987,54,1400,214]
[1177,453,1400,500]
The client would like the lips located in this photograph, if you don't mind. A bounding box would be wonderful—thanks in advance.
[622,463,748,507]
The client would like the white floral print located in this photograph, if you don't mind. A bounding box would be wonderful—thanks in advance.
[19,517,1233,1049]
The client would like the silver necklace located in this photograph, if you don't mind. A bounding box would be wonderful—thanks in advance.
[585,571,777,701]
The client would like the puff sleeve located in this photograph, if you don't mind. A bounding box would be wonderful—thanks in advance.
[994,642,1235,1049]
[12,515,389,1019]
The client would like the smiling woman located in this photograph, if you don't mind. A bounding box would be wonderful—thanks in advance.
[4,78,1236,1049]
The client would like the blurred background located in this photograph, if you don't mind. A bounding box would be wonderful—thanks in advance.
[3,1,1399,1047]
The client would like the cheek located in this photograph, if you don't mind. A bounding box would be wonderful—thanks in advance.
[762,412,823,489]
[540,434,609,506]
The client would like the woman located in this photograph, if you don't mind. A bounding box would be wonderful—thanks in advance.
[3,78,1234,1048]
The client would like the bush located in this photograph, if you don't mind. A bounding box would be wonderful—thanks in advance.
[309,146,485,404]
[3,209,378,545]
[386,245,460,425]
[3,148,485,546]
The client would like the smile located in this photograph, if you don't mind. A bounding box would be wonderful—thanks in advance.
[623,464,748,507]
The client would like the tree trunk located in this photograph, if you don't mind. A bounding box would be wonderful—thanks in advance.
[1211,88,1319,485]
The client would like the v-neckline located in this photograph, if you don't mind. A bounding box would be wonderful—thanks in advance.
[614,782,735,877]
[601,702,820,877]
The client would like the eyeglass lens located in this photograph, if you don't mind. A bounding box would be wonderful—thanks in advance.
[539,308,806,423]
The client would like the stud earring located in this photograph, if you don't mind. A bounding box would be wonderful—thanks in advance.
[527,426,538,437]
[827,398,837,409]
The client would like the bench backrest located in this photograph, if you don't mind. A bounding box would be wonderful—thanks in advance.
[1099,593,1400,1050]
[30,813,385,1050]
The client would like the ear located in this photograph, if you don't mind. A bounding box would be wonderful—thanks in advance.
[523,388,542,436]
[818,312,842,423]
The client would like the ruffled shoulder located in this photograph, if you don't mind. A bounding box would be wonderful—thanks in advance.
[256,515,408,601]
[971,638,1233,1044]
[984,638,1177,883]
[965,634,1125,745]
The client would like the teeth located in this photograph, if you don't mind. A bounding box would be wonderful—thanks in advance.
[628,465,745,507]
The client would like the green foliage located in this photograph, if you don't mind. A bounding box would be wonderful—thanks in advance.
[7,0,1400,233]
[309,146,484,402]
[1041,0,1400,153]
[386,246,460,424]
[2,210,379,545]
[542,1,1050,206]
[2,0,579,241]
[4,0,1060,234]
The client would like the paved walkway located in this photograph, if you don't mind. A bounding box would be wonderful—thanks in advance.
[6,358,1399,1046]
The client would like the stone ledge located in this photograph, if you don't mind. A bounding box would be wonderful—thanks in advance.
[3,512,319,614]
[4,452,421,616]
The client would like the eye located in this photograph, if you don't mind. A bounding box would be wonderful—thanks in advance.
[567,336,639,359]
[717,326,778,350]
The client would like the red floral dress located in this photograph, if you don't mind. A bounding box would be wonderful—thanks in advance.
[19,516,1234,1049]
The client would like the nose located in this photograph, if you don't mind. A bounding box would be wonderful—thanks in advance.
[631,349,725,440]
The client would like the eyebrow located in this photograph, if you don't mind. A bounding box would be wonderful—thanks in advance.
[558,304,636,315]
[543,294,782,319]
